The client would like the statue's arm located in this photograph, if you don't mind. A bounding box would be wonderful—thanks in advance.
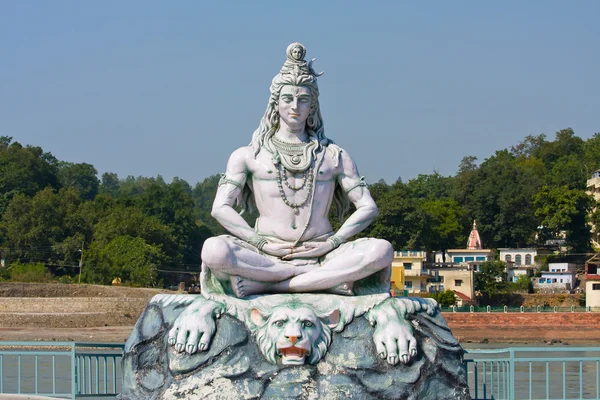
[334,150,379,241]
[211,147,255,241]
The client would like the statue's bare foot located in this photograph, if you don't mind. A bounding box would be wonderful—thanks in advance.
[326,282,354,296]
[231,276,278,298]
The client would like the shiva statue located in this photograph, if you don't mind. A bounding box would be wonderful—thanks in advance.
[201,42,393,298]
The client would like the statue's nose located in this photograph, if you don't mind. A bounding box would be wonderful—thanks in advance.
[287,335,299,345]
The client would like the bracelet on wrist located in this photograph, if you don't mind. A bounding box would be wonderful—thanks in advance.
[327,235,344,249]
[248,234,268,251]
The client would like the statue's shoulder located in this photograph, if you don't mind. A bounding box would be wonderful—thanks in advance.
[227,146,254,165]
[324,142,356,168]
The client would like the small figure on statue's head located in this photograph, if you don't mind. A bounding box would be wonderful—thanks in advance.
[201,43,393,298]
[288,42,306,62]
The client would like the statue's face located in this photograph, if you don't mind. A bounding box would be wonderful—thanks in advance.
[291,46,303,60]
[278,85,311,128]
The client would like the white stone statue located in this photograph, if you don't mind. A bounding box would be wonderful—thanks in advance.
[164,43,441,368]
[201,42,393,298]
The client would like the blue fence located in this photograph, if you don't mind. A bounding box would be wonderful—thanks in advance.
[2,342,600,399]
[442,305,593,313]
[465,347,600,400]
[0,341,123,399]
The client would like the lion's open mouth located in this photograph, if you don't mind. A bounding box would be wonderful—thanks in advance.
[278,346,309,363]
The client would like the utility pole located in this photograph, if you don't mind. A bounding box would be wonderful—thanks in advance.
[78,241,84,284]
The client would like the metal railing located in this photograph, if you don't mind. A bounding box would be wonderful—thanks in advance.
[441,305,593,313]
[0,341,124,399]
[465,347,600,400]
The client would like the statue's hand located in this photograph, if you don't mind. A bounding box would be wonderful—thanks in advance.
[167,299,226,354]
[261,242,294,258]
[372,315,417,365]
[282,241,334,260]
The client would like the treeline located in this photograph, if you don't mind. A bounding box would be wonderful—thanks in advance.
[0,128,599,287]
[355,128,600,255]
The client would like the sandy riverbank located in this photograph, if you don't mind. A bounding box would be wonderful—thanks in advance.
[0,283,598,346]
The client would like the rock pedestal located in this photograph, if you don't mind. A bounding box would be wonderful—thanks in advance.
[118,294,471,400]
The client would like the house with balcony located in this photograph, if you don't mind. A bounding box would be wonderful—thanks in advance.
[393,250,427,294]
[426,264,475,306]
[532,263,576,293]
[498,248,538,282]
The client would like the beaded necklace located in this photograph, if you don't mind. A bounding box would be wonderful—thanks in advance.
[276,163,314,215]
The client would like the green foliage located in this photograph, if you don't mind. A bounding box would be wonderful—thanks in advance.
[533,186,592,252]
[58,162,100,200]
[5,262,53,282]
[430,290,457,307]
[85,235,164,286]
[1,127,600,288]
[474,260,508,303]
[0,137,59,216]
[508,274,533,293]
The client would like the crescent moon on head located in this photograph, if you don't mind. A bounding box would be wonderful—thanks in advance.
[308,58,324,77]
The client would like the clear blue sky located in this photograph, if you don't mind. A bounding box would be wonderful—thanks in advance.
[1,1,598,185]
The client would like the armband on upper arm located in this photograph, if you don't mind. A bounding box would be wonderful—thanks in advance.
[345,176,367,194]
[218,173,243,189]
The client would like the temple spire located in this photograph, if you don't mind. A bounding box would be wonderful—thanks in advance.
[466,219,482,249]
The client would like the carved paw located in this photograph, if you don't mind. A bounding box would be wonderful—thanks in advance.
[393,297,438,317]
[372,316,417,365]
[167,299,226,355]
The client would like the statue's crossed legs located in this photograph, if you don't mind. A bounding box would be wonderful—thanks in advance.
[201,234,393,297]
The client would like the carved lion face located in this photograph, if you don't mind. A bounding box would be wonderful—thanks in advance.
[251,306,339,365]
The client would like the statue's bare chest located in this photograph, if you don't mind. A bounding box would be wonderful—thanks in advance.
[247,150,338,183]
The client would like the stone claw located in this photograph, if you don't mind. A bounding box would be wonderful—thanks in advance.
[388,355,398,365]
[186,344,197,354]
[167,298,225,356]
[400,354,409,364]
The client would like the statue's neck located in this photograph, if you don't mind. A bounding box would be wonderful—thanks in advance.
[276,121,308,143]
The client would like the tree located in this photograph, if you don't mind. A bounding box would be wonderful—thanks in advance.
[360,181,418,249]
[415,198,466,255]
[85,235,164,286]
[57,162,100,200]
[533,186,592,252]
[461,150,542,248]
[474,260,508,303]
[406,173,454,200]
[0,138,59,216]
[99,172,120,197]
[431,290,457,307]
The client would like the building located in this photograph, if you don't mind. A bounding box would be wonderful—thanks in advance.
[390,251,410,295]
[434,221,495,271]
[428,264,475,306]
[498,248,538,282]
[393,250,427,294]
[532,263,576,293]
[587,170,600,248]
[585,253,600,309]
[395,249,475,304]
[434,221,494,271]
